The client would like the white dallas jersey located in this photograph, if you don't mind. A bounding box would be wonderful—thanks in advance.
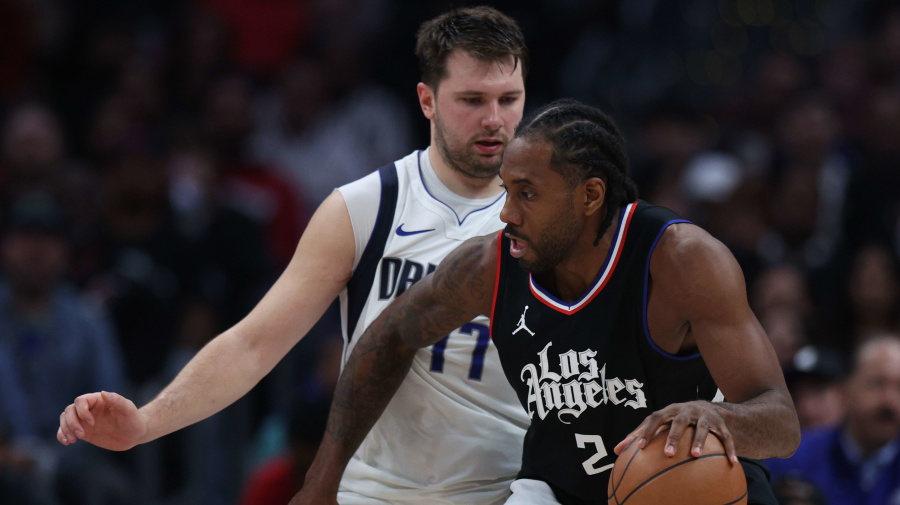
[336,149,529,505]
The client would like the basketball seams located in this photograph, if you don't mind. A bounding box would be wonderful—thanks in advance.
[721,490,748,505]
[616,453,729,505]
[607,438,640,503]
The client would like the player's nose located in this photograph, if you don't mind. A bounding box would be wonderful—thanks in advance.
[482,101,502,131]
[500,198,519,225]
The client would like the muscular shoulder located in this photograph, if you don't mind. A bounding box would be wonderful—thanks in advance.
[649,223,746,315]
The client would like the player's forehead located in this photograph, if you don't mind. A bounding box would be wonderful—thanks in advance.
[499,138,555,184]
[437,50,524,95]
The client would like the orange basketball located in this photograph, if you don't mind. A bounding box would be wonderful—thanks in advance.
[607,427,747,505]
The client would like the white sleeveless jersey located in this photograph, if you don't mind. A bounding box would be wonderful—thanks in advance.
[336,150,529,505]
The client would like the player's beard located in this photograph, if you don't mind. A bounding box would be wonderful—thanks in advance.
[433,112,504,179]
[512,202,582,274]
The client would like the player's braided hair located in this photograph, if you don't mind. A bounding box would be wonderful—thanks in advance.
[416,6,528,91]
[515,99,639,246]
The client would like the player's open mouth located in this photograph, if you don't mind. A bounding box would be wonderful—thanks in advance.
[508,236,527,258]
[475,139,503,154]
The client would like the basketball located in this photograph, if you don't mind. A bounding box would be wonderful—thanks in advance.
[607,427,747,505]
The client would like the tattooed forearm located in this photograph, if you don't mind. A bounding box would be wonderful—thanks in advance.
[327,312,416,456]
[315,234,496,469]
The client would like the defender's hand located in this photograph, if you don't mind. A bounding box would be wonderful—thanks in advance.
[57,391,147,451]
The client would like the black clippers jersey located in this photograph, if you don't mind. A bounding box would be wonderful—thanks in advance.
[490,201,774,505]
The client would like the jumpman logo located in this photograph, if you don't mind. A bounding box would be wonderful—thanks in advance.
[513,306,534,336]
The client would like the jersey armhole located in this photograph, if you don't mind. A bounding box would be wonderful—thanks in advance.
[345,163,399,340]
[641,219,702,360]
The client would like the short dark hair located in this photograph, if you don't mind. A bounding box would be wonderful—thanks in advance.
[515,99,638,243]
[415,6,528,90]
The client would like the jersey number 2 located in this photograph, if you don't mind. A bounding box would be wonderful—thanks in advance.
[429,322,490,381]
[575,434,614,475]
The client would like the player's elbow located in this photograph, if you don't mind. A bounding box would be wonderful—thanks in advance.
[775,402,802,459]
[783,417,802,458]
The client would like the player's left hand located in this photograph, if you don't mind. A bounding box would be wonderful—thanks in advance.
[612,400,738,464]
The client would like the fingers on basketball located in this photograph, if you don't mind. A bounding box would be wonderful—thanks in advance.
[607,426,747,505]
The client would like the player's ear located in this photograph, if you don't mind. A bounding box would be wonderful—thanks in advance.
[583,177,606,216]
[418,82,436,120]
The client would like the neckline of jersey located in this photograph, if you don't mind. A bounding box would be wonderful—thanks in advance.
[416,149,506,226]
[528,201,638,315]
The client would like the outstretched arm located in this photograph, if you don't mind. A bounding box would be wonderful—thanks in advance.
[615,224,800,462]
[294,233,498,503]
[58,191,356,450]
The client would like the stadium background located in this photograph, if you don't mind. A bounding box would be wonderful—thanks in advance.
[1,0,899,503]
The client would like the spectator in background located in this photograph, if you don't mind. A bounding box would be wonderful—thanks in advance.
[759,308,808,371]
[200,0,312,78]
[164,136,274,329]
[0,104,66,199]
[0,193,130,505]
[0,103,103,286]
[632,102,718,222]
[826,243,900,354]
[0,366,56,505]
[845,86,900,249]
[784,345,846,429]
[767,335,900,505]
[201,74,309,267]
[165,9,232,117]
[86,151,191,388]
[761,92,851,272]
[750,264,815,368]
[250,52,413,205]
[0,104,98,219]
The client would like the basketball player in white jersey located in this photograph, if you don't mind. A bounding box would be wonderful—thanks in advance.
[57,6,530,504]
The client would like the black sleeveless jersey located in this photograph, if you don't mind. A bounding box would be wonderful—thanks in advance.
[489,201,777,505]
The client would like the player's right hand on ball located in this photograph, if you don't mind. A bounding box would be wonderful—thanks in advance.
[57,391,147,451]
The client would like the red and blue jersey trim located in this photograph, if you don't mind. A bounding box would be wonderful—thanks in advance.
[529,201,638,315]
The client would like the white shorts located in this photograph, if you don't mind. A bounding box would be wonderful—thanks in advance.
[504,479,563,505]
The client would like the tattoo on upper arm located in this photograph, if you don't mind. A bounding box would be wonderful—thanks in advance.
[433,239,491,303]
[396,238,492,348]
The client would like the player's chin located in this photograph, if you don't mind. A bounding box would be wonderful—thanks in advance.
[518,255,545,274]
[470,159,502,178]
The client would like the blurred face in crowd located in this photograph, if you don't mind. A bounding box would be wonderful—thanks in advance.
[848,245,899,323]
[1,105,64,176]
[751,264,812,321]
[777,97,840,164]
[863,87,900,154]
[1,230,67,299]
[206,76,254,151]
[791,377,844,429]
[419,50,525,179]
[844,337,900,454]
[760,308,807,369]
[280,60,327,134]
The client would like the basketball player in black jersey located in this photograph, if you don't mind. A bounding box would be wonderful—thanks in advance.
[295,100,800,505]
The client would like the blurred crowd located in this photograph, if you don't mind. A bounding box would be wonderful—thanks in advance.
[1,0,899,504]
